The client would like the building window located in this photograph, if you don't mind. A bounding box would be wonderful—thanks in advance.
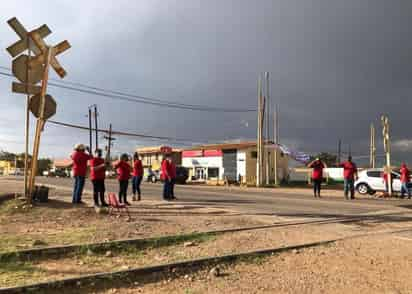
[208,168,219,179]
[155,154,159,160]
[251,151,257,158]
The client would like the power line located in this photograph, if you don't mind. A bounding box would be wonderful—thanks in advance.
[0,68,255,113]
[47,119,208,145]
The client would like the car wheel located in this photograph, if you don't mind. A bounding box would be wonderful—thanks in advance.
[357,183,370,195]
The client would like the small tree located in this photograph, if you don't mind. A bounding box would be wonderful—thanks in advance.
[310,152,337,167]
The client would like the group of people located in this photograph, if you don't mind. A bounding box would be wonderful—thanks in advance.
[308,155,412,199]
[307,156,358,199]
[70,143,170,206]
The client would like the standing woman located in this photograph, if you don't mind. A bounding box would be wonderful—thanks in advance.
[115,154,132,205]
[71,144,92,204]
[132,152,143,201]
[307,157,325,198]
[89,149,108,207]
[161,156,171,200]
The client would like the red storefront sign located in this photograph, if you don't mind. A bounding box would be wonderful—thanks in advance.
[160,146,172,154]
[182,150,203,157]
[203,149,223,157]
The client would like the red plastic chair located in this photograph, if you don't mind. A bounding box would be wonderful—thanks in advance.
[108,192,130,218]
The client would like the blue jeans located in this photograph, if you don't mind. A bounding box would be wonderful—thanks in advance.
[170,178,175,198]
[72,176,85,203]
[401,183,411,197]
[163,179,171,200]
[132,176,142,196]
[344,178,355,199]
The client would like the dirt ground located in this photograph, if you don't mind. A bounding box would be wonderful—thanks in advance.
[0,180,283,253]
[95,234,412,294]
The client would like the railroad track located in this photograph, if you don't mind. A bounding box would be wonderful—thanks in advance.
[2,225,412,293]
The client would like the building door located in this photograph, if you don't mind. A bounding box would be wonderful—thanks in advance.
[222,149,237,182]
[195,167,207,180]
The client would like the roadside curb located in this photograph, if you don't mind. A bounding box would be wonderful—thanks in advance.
[0,240,336,293]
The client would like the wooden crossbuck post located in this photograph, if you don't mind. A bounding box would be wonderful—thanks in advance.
[28,47,53,198]
[6,17,70,201]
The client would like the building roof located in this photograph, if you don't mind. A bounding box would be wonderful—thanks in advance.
[185,141,275,151]
[136,146,182,154]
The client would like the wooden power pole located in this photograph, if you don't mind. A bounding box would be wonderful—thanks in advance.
[257,75,262,187]
[382,115,392,195]
[370,123,376,168]
[265,72,270,186]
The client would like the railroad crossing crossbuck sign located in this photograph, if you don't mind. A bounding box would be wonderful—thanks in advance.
[6,17,71,200]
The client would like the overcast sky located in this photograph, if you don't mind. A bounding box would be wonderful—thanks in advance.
[1,0,412,165]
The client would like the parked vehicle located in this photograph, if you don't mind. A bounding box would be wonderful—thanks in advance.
[44,169,68,177]
[145,168,160,183]
[355,168,409,195]
[175,166,189,184]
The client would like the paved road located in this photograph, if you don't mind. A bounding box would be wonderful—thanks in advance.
[8,176,412,220]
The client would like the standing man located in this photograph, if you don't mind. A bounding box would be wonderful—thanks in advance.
[89,149,108,207]
[132,152,143,201]
[400,163,411,199]
[339,156,358,200]
[161,156,171,200]
[71,144,92,204]
[307,157,325,198]
[168,156,177,200]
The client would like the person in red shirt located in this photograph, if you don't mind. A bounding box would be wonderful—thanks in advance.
[168,157,177,200]
[307,158,325,198]
[114,154,132,205]
[89,149,108,207]
[161,156,171,200]
[132,152,143,201]
[400,163,411,198]
[71,144,92,204]
[339,156,358,200]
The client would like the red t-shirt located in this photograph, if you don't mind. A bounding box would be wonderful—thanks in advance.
[115,161,131,181]
[132,160,143,177]
[89,157,105,180]
[309,161,324,180]
[71,151,92,177]
[340,161,357,180]
[169,162,177,179]
[161,160,169,180]
[400,167,410,183]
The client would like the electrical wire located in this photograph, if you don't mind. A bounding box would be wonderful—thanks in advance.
[0,67,256,113]
[47,120,208,145]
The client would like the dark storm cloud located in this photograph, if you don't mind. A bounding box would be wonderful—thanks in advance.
[1,0,412,164]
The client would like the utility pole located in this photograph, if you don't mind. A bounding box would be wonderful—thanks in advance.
[94,105,98,150]
[104,123,115,165]
[88,107,93,152]
[256,75,262,187]
[337,139,342,165]
[265,72,270,186]
[382,115,392,195]
[370,123,376,168]
[274,103,279,186]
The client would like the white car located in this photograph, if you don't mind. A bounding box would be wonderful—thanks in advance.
[355,169,404,195]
